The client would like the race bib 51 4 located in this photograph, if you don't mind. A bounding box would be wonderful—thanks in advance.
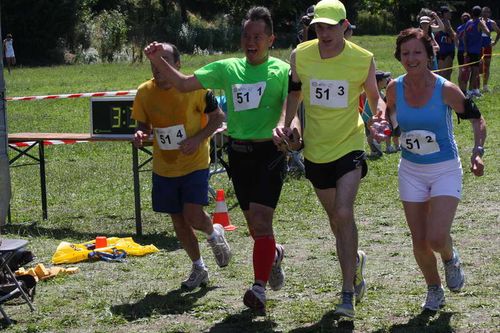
[154,125,186,150]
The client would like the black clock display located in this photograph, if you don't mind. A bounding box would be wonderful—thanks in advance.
[91,96,137,137]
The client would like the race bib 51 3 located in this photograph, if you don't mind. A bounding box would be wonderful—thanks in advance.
[310,79,348,108]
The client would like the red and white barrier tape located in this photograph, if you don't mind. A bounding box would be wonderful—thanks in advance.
[9,140,88,147]
[6,90,137,101]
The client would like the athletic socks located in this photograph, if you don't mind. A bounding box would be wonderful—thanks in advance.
[253,236,276,283]
[193,257,206,269]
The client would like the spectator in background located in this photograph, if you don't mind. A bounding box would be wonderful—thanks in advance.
[344,20,356,40]
[464,6,490,98]
[480,6,500,93]
[3,33,15,74]
[419,15,440,70]
[298,5,317,43]
[456,12,472,93]
[435,6,456,80]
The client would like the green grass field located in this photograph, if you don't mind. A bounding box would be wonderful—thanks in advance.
[2,35,499,332]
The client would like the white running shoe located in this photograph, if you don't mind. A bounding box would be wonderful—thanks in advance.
[181,265,209,290]
[243,284,266,313]
[207,224,232,267]
[444,248,465,292]
[422,285,445,311]
[268,244,285,291]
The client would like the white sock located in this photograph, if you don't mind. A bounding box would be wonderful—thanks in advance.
[207,228,219,241]
[193,257,205,269]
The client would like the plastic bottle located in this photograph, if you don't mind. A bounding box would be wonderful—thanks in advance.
[372,121,392,138]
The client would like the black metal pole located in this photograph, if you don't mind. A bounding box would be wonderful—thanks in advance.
[0,1,12,226]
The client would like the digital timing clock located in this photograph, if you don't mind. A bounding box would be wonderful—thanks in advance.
[91,96,137,137]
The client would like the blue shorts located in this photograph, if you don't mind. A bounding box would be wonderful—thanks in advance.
[152,169,209,214]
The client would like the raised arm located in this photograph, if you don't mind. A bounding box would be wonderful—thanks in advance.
[144,42,203,92]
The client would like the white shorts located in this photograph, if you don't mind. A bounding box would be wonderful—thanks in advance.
[398,158,462,202]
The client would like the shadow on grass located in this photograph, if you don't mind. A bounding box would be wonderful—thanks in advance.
[373,309,454,333]
[208,309,278,333]
[288,310,354,333]
[110,286,218,320]
[0,223,181,252]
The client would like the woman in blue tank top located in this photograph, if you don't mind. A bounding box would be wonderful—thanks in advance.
[383,28,487,312]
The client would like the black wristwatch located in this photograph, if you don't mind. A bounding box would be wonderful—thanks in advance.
[473,146,484,157]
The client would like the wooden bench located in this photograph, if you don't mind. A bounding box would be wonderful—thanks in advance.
[8,133,150,236]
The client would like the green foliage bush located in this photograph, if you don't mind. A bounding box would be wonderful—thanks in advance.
[92,10,129,62]
[355,9,397,35]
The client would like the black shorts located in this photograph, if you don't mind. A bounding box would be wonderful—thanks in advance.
[437,51,455,61]
[304,151,368,190]
[228,139,285,211]
[467,53,481,67]
[457,51,465,65]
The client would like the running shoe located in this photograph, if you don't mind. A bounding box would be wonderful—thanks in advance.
[444,248,465,292]
[334,291,355,318]
[243,284,266,313]
[268,244,285,291]
[181,265,209,290]
[422,285,445,311]
[354,250,367,303]
[207,224,232,267]
[385,145,397,154]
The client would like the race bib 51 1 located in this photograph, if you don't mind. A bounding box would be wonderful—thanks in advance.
[232,82,266,112]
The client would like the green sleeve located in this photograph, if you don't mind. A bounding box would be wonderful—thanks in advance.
[194,60,226,90]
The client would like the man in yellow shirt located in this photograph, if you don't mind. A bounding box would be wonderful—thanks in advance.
[132,43,231,290]
[274,0,387,318]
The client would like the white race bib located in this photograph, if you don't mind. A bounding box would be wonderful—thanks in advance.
[155,125,186,150]
[232,82,266,111]
[401,130,440,155]
[310,79,348,108]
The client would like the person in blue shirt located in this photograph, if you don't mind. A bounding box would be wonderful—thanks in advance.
[456,12,471,93]
[385,27,486,312]
[464,6,490,97]
[435,6,456,80]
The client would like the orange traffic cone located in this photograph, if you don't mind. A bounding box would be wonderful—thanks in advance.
[212,189,236,231]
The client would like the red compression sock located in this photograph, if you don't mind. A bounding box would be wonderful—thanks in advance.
[253,236,276,283]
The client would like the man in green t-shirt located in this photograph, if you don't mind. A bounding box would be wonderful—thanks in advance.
[274,0,387,318]
[144,7,295,314]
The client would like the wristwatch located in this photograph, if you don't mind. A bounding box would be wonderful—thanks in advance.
[473,146,484,157]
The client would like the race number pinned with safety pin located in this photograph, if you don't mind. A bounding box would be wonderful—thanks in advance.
[401,130,440,155]
[232,82,266,111]
[155,125,187,150]
[310,79,348,108]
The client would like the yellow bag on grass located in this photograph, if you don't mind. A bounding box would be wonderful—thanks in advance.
[52,237,159,264]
